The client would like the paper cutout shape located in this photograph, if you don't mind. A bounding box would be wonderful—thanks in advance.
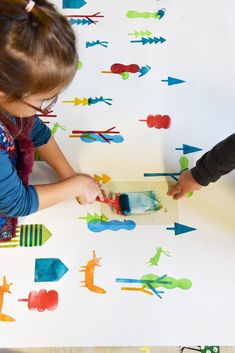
[175,144,203,155]
[65,12,104,25]
[79,213,136,232]
[148,246,171,266]
[161,77,186,86]
[70,127,124,144]
[166,222,197,236]
[19,290,58,311]
[63,0,87,9]
[0,276,15,322]
[86,40,109,48]
[131,36,166,45]
[126,8,166,19]
[0,224,52,248]
[116,274,170,299]
[34,258,69,282]
[94,174,112,184]
[62,96,112,107]
[129,31,152,37]
[102,63,151,80]
[79,251,106,294]
[140,114,171,129]
[144,156,191,183]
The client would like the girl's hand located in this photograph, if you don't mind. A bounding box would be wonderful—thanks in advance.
[75,174,104,205]
[167,169,202,200]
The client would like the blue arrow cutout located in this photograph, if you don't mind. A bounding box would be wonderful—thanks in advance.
[131,36,166,45]
[175,144,202,155]
[35,258,69,282]
[161,77,185,86]
[63,0,87,9]
[166,223,197,236]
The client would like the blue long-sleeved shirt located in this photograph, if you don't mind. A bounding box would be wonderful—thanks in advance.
[0,117,51,217]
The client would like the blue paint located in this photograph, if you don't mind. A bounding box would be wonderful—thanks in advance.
[116,274,170,298]
[147,283,163,298]
[116,274,170,285]
[86,40,109,48]
[88,97,113,106]
[88,219,136,232]
[123,191,160,215]
[34,258,69,282]
[157,8,166,19]
[131,36,166,45]
[63,0,87,9]
[175,144,203,155]
[139,65,151,77]
[69,18,93,26]
[166,222,197,236]
[161,77,186,86]
[81,133,124,144]
[144,172,180,181]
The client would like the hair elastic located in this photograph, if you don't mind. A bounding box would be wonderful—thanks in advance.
[25,0,35,13]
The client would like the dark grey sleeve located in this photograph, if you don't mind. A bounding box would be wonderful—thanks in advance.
[191,133,235,186]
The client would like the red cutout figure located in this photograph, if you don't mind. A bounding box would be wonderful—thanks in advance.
[18,289,58,312]
[140,114,171,129]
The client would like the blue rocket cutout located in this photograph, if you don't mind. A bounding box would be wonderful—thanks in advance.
[34,258,69,282]
[63,0,87,9]
[161,77,186,86]
[176,144,203,155]
[166,222,197,236]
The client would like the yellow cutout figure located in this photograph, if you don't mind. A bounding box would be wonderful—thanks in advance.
[0,276,15,322]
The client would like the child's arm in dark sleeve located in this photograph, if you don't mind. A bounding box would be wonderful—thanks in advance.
[0,149,38,217]
[191,133,235,186]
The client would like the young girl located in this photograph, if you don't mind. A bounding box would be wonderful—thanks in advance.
[0,0,103,241]
[168,133,235,200]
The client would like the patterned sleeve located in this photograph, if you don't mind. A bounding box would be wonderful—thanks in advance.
[0,126,39,217]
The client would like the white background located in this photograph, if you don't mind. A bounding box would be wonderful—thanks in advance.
[0,0,235,347]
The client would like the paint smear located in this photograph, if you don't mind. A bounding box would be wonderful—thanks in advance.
[141,274,192,289]
[81,133,124,143]
[87,219,136,232]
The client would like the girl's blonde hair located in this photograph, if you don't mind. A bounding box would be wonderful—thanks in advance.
[0,0,78,100]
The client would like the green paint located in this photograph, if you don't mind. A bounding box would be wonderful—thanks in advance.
[179,156,189,171]
[121,72,130,80]
[51,123,66,136]
[79,213,109,224]
[179,156,193,198]
[77,61,83,70]
[148,246,170,266]
[126,10,160,19]
[141,274,192,290]
[128,30,152,37]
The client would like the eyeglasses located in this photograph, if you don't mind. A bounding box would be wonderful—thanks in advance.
[23,95,58,115]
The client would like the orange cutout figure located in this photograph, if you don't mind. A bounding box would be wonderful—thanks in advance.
[0,276,15,322]
[79,250,106,294]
